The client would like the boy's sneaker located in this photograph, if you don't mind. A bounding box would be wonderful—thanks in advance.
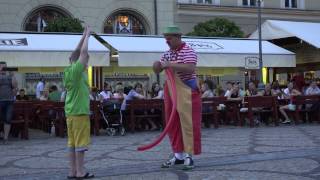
[161,156,184,168]
[182,156,194,170]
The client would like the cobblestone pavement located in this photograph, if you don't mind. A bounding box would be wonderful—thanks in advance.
[1,124,320,180]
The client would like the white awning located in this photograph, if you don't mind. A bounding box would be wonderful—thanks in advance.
[249,20,320,48]
[100,35,295,68]
[0,33,110,67]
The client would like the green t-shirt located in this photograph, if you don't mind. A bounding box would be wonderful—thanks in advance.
[48,91,61,102]
[63,61,89,116]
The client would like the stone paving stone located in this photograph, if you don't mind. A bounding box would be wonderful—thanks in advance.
[187,170,314,180]
[96,172,179,180]
[254,146,318,153]
[215,158,319,173]
[14,157,69,169]
[0,156,30,166]
[2,125,320,180]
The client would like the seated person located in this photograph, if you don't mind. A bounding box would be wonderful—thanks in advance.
[113,84,127,99]
[305,81,320,95]
[257,83,272,96]
[150,82,164,99]
[201,80,214,116]
[201,80,214,98]
[16,89,29,101]
[39,90,49,101]
[48,85,61,102]
[279,82,301,124]
[121,83,157,130]
[246,81,258,96]
[89,87,100,101]
[271,80,282,98]
[225,84,243,100]
[99,82,113,102]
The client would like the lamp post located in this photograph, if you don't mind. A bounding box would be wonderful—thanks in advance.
[257,0,263,82]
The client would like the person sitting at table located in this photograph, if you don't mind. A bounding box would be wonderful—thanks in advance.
[257,83,274,125]
[89,87,100,101]
[48,85,61,102]
[304,80,320,113]
[147,82,164,130]
[224,84,243,125]
[224,81,233,97]
[113,83,127,99]
[305,81,320,95]
[246,81,258,96]
[121,83,157,131]
[279,82,301,124]
[201,80,214,98]
[16,89,29,101]
[271,80,282,98]
[150,82,164,99]
[225,84,243,100]
[39,89,49,101]
[99,82,113,102]
[256,83,272,97]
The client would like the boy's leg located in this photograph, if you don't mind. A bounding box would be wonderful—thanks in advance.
[75,151,85,177]
[68,151,76,177]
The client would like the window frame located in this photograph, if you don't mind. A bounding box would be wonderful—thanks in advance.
[237,0,264,7]
[281,0,305,9]
[193,0,220,5]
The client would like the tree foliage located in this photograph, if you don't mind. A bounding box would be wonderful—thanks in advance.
[45,17,83,33]
[187,18,244,38]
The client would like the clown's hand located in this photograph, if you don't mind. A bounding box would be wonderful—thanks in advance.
[160,61,170,69]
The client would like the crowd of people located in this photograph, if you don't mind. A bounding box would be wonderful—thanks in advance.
[199,78,320,124]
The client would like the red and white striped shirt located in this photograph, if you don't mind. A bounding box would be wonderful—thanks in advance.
[160,42,197,81]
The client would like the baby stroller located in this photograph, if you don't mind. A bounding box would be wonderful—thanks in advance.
[99,99,125,136]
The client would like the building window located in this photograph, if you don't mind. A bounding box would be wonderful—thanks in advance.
[197,0,213,4]
[104,12,146,35]
[24,7,69,32]
[285,0,297,8]
[243,0,256,6]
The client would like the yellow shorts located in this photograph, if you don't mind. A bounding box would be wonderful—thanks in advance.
[67,115,90,152]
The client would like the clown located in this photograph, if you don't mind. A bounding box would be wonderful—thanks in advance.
[139,25,201,170]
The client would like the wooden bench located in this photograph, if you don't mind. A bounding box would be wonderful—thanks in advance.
[127,99,164,132]
[9,101,32,139]
[291,95,320,124]
[241,96,279,127]
[202,97,227,128]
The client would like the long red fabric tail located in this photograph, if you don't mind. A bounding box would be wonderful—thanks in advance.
[137,69,177,151]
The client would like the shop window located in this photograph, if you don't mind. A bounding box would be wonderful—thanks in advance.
[104,12,146,35]
[24,7,69,32]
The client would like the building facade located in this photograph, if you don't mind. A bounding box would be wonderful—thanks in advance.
[1,0,320,35]
[0,0,174,34]
[176,0,320,36]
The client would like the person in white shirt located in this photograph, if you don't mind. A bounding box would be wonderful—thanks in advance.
[305,81,320,95]
[36,77,45,99]
[113,83,127,99]
[279,82,301,124]
[224,81,233,97]
[99,82,112,102]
